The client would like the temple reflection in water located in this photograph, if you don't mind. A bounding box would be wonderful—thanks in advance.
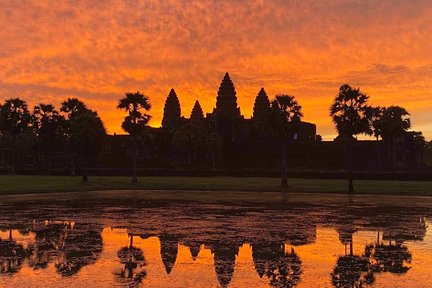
[0,199,430,287]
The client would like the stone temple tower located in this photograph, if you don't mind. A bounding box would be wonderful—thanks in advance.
[252,87,271,121]
[190,100,204,121]
[213,72,241,121]
[162,88,181,129]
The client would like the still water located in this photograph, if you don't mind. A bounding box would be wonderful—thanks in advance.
[0,191,431,287]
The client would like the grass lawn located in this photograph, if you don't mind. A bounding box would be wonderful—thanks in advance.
[0,175,431,197]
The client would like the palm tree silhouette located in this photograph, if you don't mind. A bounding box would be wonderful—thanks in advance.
[32,104,66,173]
[330,84,372,193]
[117,92,152,183]
[60,98,88,175]
[68,110,106,182]
[270,95,303,187]
[379,106,411,166]
[0,98,31,174]
[366,106,384,169]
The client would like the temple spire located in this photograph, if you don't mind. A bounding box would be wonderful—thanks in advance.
[252,87,271,121]
[190,100,204,121]
[162,88,181,129]
[214,72,241,120]
[159,234,178,274]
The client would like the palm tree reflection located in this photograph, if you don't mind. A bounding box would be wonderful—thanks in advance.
[0,229,28,274]
[115,234,147,286]
[55,223,103,276]
[28,221,70,270]
[252,242,302,288]
[332,227,375,288]
[332,228,414,288]
[366,233,412,275]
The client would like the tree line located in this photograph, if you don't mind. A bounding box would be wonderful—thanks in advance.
[0,84,428,192]
[0,98,106,181]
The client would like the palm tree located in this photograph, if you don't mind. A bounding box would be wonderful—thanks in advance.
[380,106,411,166]
[117,92,151,183]
[366,106,384,169]
[32,104,66,173]
[60,98,87,118]
[0,98,31,173]
[69,109,106,182]
[330,84,372,193]
[61,98,88,175]
[270,95,303,187]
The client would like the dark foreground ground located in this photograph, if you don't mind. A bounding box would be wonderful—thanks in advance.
[1,175,432,197]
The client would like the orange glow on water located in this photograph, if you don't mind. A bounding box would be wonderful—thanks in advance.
[2,224,432,287]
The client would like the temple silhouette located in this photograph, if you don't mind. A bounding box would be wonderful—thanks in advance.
[103,72,425,174]
[161,72,316,144]
[0,72,427,175]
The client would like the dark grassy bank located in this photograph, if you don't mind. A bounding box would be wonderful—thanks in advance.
[0,175,432,196]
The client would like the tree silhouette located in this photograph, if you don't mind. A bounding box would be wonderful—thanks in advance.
[330,84,372,193]
[69,109,106,181]
[60,98,88,118]
[0,98,31,173]
[380,106,411,166]
[202,132,223,167]
[32,104,66,173]
[61,98,88,175]
[412,131,426,163]
[171,122,205,166]
[117,91,152,183]
[270,95,303,187]
[366,106,384,168]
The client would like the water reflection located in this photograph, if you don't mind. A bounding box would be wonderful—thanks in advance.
[115,234,147,286]
[0,229,28,274]
[0,195,430,287]
[252,243,302,288]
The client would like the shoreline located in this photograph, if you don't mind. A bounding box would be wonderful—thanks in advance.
[2,189,432,208]
[1,175,432,198]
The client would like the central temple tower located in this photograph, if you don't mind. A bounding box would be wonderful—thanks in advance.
[213,72,242,120]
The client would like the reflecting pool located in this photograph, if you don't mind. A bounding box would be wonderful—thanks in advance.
[0,191,431,287]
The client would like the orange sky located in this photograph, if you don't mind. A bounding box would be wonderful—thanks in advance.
[0,0,431,140]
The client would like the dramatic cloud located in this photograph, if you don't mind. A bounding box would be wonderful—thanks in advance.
[0,0,431,139]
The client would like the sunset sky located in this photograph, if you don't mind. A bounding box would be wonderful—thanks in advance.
[1,0,431,140]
